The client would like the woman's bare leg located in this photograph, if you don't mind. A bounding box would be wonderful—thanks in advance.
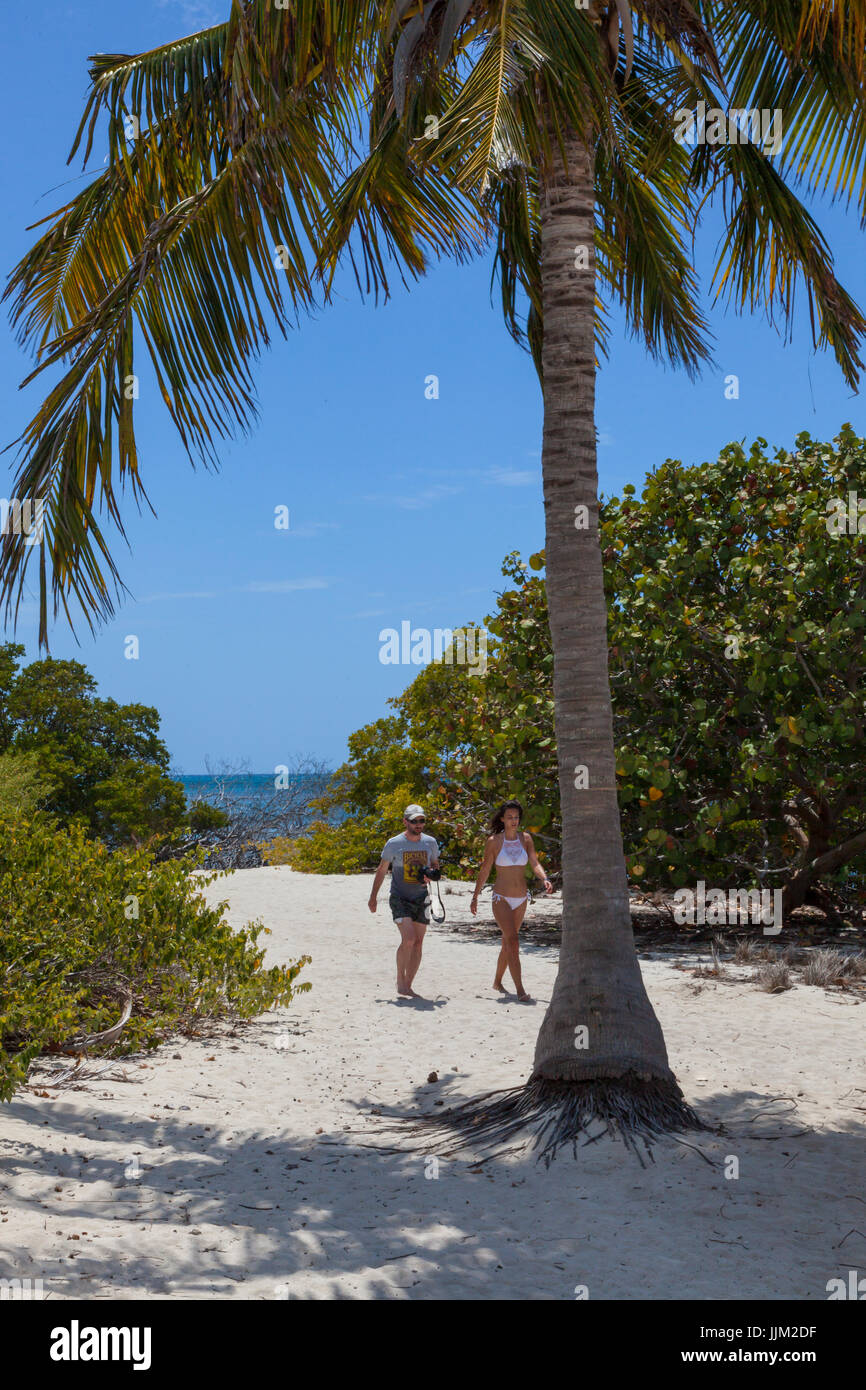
[493,937,507,990]
[493,902,519,988]
[491,898,529,997]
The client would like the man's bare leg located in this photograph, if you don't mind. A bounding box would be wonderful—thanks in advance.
[396,921,416,995]
[404,923,427,993]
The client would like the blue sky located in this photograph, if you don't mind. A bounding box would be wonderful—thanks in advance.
[1,1,863,773]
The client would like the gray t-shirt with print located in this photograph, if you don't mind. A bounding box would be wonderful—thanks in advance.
[381,832,439,899]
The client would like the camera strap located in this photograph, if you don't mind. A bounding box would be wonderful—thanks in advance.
[428,877,446,924]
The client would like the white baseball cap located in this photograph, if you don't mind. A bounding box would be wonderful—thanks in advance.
[403,804,426,820]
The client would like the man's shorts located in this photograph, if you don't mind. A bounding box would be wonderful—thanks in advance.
[389,891,430,925]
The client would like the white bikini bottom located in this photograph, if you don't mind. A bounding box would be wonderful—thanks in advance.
[491,892,528,910]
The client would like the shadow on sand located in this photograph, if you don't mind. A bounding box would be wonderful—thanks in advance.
[2,1075,864,1300]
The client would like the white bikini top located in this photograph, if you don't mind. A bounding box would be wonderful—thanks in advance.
[495,832,529,867]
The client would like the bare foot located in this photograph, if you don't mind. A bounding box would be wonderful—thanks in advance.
[397,981,412,996]
[493,980,506,992]
[517,991,532,1003]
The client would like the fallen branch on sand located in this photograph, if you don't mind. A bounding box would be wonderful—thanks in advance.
[61,991,134,1054]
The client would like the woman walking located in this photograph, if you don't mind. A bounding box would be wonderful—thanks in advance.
[470,800,553,1001]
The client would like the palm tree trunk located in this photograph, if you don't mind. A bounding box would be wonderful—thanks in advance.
[408,109,702,1163]
[530,118,676,1089]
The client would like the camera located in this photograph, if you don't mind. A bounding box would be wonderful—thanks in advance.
[422,867,441,881]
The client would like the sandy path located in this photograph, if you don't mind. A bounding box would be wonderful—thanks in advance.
[1,867,864,1300]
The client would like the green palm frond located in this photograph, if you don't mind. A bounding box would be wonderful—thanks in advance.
[430,0,546,195]
[7,167,137,356]
[70,24,231,176]
[2,81,358,641]
[591,45,711,372]
[702,0,866,216]
[489,29,712,378]
[71,2,380,172]
[518,0,619,158]
[692,137,866,387]
[318,110,488,299]
[489,161,542,366]
[795,0,866,71]
[596,152,710,376]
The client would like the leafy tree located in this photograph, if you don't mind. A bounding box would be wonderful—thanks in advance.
[4,2,866,1150]
[287,783,428,873]
[0,644,197,846]
[0,751,54,817]
[0,643,22,748]
[91,761,189,847]
[314,715,428,824]
[290,666,478,871]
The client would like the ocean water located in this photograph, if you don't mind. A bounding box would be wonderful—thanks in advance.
[178,772,323,802]
[177,772,336,834]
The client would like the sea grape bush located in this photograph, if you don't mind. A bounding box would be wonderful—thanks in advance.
[296,430,866,917]
[607,426,866,916]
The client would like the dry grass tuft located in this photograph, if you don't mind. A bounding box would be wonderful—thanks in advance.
[733,938,775,964]
[754,960,793,993]
[801,949,866,988]
[692,940,728,979]
[782,944,808,967]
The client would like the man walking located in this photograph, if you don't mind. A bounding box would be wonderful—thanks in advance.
[368,805,439,997]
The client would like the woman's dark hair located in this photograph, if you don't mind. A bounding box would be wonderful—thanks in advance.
[490,800,523,834]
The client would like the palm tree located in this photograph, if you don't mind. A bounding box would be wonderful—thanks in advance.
[4,1,866,1154]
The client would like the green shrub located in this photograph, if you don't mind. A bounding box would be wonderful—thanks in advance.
[258,834,295,865]
[91,760,188,847]
[284,786,446,874]
[187,799,230,832]
[0,811,310,1101]
[285,817,381,873]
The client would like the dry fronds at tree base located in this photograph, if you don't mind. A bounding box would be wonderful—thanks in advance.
[389,1074,712,1168]
[747,948,866,993]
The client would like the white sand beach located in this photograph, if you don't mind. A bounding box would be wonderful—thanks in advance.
[2,866,864,1301]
